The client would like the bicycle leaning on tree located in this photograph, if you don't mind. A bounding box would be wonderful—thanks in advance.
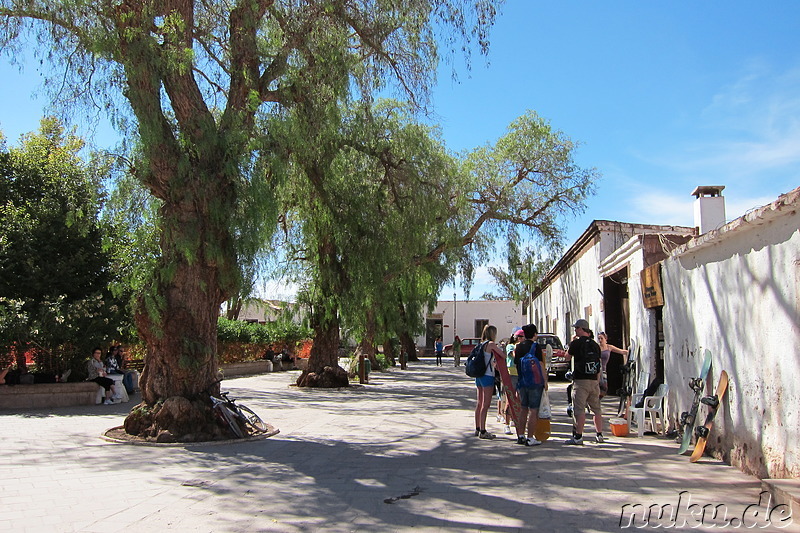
[207,380,268,439]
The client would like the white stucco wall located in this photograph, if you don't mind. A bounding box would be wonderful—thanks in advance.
[418,300,523,346]
[662,188,800,478]
[532,242,605,341]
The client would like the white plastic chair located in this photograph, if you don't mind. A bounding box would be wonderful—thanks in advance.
[631,383,668,437]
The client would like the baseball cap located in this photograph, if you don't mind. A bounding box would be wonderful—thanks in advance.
[572,319,590,330]
[514,329,524,337]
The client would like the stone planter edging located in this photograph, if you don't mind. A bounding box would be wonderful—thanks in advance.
[219,360,274,378]
[0,382,100,410]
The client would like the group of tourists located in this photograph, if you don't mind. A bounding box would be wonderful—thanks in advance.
[471,319,621,446]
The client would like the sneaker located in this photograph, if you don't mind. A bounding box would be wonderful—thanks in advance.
[496,415,502,423]
[103,399,114,405]
[595,434,605,443]
[503,425,513,435]
[516,435,527,445]
[474,429,480,437]
[526,438,542,446]
[479,431,496,440]
[564,437,584,446]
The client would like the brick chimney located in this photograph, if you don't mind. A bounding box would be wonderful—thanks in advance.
[691,185,726,234]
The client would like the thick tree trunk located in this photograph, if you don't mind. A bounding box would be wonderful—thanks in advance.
[382,339,396,367]
[14,350,27,373]
[225,296,243,321]
[123,162,239,441]
[297,233,348,387]
[297,310,348,387]
[358,340,378,366]
[399,331,418,364]
[359,308,378,363]
[397,302,419,365]
[135,264,222,405]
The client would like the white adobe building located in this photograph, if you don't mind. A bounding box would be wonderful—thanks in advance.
[528,184,800,480]
[529,220,695,394]
[416,299,523,352]
[662,185,800,479]
[232,299,305,324]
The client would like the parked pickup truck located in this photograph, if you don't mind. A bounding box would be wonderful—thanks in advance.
[536,333,569,377]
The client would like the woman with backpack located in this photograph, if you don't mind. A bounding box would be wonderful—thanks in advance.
[472,324,504,440]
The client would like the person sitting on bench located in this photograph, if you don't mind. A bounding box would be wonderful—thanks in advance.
[86,347,116,405]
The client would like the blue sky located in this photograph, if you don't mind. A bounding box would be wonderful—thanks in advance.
[430,1,800,298]
[2,1,799,301]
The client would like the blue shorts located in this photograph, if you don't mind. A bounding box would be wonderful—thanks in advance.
[475,374,495,388]
[518,386,544,409]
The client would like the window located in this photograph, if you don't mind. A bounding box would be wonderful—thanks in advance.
[474,319,489,337]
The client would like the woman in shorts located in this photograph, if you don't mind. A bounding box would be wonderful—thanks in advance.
[474,324,503,440]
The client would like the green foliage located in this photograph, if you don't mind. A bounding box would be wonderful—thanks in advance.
[0,119,131,372]
[0,0,504,391]
[101,164,161,333]
[278,102,597,357]
[482,241,557,302]
[374,352,390,371]
[345,352,390,375]
[217,317,312,346]
[276,99,464,349]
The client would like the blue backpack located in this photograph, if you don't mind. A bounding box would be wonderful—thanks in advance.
[465,341,490,378]
[518,344,545,388]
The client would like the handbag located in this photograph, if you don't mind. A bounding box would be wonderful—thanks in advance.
[539,389,551,419]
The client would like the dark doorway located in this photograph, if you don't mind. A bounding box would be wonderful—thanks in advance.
[426,319,443,353]
[654,306,665,383]
[603,267,629,396]
[474,319,488,338]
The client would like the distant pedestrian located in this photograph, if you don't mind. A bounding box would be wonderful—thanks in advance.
[452,335,462,367]
[507,330,524,388]
[473,324,503,439]
[435,337,443,366]
[564,320,604,445]
[514,324,545,445]
[498,330,524,433]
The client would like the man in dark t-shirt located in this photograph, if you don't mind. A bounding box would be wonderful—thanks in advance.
[565,319,604,445]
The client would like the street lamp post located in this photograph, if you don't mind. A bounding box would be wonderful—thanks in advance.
[453,291,457,341]
[514,261,532,324]
[526,264,532,324]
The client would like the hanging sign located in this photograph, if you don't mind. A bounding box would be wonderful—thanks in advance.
[641,263,664,308]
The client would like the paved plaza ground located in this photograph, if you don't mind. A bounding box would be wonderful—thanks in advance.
[1,360,795,532]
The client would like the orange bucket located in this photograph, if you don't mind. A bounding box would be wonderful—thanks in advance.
[610,418,629,437]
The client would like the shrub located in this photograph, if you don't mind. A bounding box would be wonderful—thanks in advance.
[217,317,312,345]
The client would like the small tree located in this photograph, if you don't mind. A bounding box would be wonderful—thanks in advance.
[0,118,125,372]
[279,105,597,386]
[481,241,555,302]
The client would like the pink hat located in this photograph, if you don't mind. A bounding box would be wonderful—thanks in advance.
[514,329,524,337]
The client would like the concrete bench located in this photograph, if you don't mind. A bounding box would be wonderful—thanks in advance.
[0,382,100,409]
[219,360,273,378]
